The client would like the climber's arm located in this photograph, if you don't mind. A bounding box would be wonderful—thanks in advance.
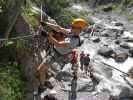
[41,21,71,35]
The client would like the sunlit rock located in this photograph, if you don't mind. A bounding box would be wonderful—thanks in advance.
[128,67,133,79]
[97,46,114,58]
[114,53,128,63]
[122,31,133,39]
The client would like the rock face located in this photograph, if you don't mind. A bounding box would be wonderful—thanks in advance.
[13,15,30,36]
[97,46,114,58]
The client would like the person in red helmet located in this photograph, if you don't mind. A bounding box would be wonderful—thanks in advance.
[70,49,78,70]
[83,53,90,75]
[80,51,85,71]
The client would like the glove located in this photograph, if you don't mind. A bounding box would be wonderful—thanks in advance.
[40,21,46,26]
[48,19,57,24]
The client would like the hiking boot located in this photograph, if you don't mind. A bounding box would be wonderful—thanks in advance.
[90,72,94,79]
[80,66,84,71]
[38,84,47,95]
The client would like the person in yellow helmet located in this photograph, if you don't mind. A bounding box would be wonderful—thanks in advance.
[47,18,87,51]
[36,18,88,93]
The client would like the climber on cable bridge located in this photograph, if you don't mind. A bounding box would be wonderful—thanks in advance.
[36,18,88,94]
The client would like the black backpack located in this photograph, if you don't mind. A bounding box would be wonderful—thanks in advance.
[72,36,84,47]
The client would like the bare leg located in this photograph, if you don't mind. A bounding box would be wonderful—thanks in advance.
[36,63,49,85]
[84,65,88,75]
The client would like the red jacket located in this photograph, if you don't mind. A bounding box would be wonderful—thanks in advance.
[80,51,85,60]
[71,51,78,64]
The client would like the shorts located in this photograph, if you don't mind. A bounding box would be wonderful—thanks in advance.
[42,48,71,65]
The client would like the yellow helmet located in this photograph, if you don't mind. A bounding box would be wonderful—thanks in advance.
[72,18,88,29]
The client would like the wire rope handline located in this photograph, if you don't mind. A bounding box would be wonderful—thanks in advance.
[94,59,129,76]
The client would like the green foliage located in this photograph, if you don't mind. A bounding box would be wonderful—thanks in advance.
[128,15,133,21]
[3,40,14,47]
[43,0,70,18]
[0,63,25,100]
[0,0,9,34]
[56,8,94,27]
[31,0,71,18]
[55,9,78,27]
[24,0,74,27]
[23,7,39,28]
[16,39,32,58]
[0,0,9,12]
[43,0,69,17]
[0,39,31,100]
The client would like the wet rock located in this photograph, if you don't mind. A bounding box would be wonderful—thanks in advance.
[114,53,128,63]
[55,71,73,81]
[115,22,124,26]
[129,48,133,57]
[97,47,114,58]
[14,15,30,34]
[120,42,130,49]
[101,30,111,37]
[76,77,94,92]
[104,24,124,36]
[113,29,124,36]
[118,87,133,100]
[115,39,121,45]
[111,21,124,27]
[101,29,118,37]
[92,37,101,43]
[124,38,133,42]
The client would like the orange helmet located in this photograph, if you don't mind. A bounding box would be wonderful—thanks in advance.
[72,18,88,29]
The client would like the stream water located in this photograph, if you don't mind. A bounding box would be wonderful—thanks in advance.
[31,4,133,100]
[71,2,133,97]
